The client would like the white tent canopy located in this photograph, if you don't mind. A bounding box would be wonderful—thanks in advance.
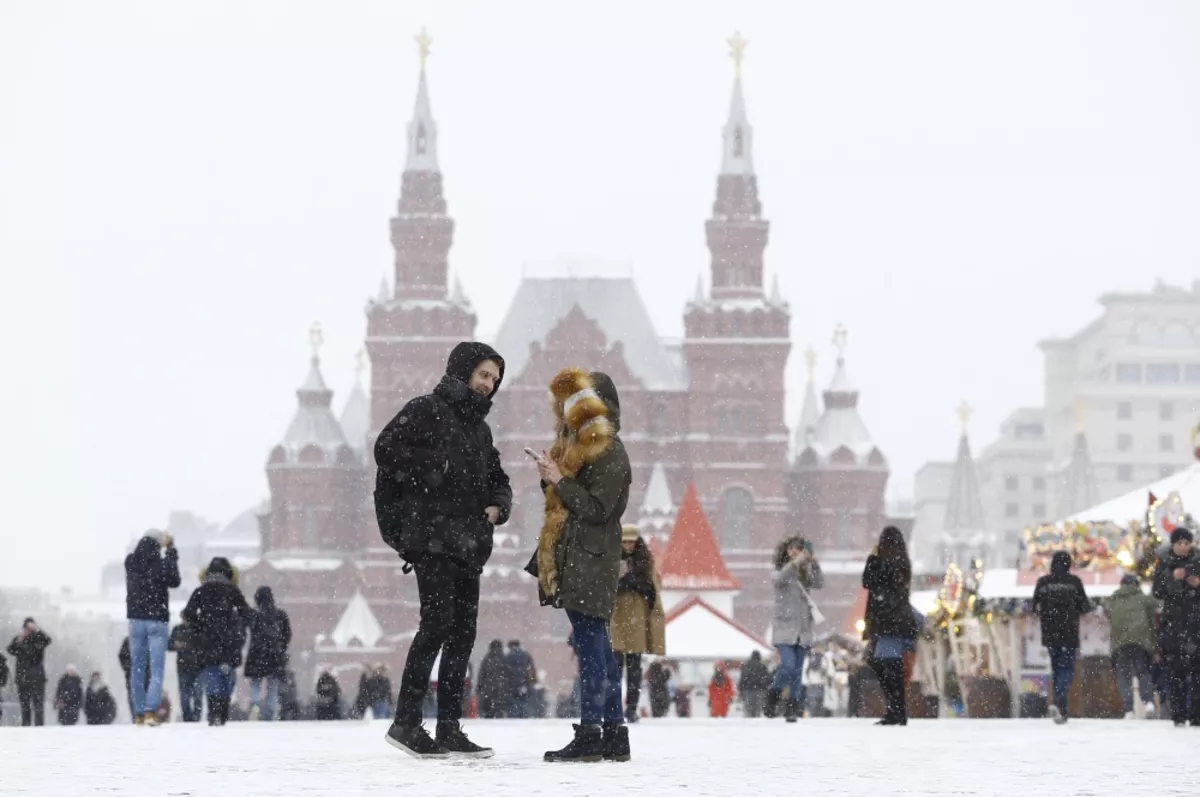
[1062,462,1200,526]
[664,598,772,661]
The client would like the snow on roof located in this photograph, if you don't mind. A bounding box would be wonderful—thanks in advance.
[1062,462,1200,526]
[978,567,1128,600]
[268,557,344,572]
[329,590,384,649]
[277,357,350,462]
[657,484,740,591]
[640,462,674,517]
[491,277,687,390]
[663,597,771,660]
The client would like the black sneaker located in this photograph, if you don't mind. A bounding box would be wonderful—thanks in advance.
[602,723,630,762]
[435,721,494,759]
[544,724,603,763]
[385,722,451,759]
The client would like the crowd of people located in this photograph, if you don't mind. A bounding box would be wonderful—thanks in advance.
[3,339,1197,756]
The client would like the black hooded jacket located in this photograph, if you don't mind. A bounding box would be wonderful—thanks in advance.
[181,560,251,668]
[244,586,292,678]
[1152,547,1200,655]
[374,342,513,572]
[1032,552,1093,649]
[125,536,181,623]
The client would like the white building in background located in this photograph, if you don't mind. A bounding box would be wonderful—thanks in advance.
[912,280,1200,569]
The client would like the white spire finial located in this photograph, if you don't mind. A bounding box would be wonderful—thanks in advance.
[720,33,755,176]
[405,29,439,173]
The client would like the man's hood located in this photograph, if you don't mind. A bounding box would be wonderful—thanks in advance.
[1050,551,1072,576]
[445,342,505,395]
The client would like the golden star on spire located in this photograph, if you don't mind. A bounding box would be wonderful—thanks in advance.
[804,345,817,383]
[309,321,324,358]
[727,31,748,79]
[415,27,432,73]
[957,401,973,434]
[832,323,848,359]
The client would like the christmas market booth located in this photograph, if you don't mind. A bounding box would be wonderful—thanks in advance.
[915,487,1182,719]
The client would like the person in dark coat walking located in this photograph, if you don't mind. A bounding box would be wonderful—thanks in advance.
[476,640,509,719]
[376,342,512,760]
[528,370,633,763]
[1152,527,1200,726]
[504,640,537,718]
[862,527,918,726]
[7,618,52,726]
[182,557,251,726]
[124,532,181,726]
[1033,551,1093,724]
[169,620,204,722]
[54,664,84,725]
[244,586,292,721]
[0,651,8,722]
[315,669,343,720]
[738,651,772,718]
[646,659,671,718]
[84,671,117,725]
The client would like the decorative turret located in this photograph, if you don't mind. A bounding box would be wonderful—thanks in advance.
[1056,401,1099,518]
[793,344,821,459]
[657,484,741,617]
[800,325,885,468]
[270,323,352,465]
[637,462,676,543]
[339,350,370,456]
[940,402,991,567]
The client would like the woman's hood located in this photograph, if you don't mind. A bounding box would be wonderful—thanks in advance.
[589,372,620,432]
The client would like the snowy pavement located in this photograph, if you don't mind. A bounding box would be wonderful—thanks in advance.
[2,718,1191,797]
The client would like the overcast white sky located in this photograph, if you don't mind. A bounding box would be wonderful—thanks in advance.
[3,1,1199,592]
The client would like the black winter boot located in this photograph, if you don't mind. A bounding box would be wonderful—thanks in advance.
[544,724,603,763]
[385,722,451,759]
[435,721,494,759]
[207,697,226,727]
[602,723,630,762]
[784,699,801,723]
[764,689,781,719]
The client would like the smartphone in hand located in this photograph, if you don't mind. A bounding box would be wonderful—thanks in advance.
[523,447,545,464]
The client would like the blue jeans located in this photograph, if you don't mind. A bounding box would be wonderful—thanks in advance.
[772,643,809,704]
[249,676,280,721]
[1048,647,1078,714]
[203,665,238,699]
[567,610,624,726]
[178,670,203,722]
[128,619,169,716]
[371,700,389,719]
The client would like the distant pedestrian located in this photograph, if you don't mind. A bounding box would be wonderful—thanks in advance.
[1032,551,1093,724]
[54,664,84,726]
[862,527,918,727]
[169,620,203,722]
[646,659,671,718]
[84,672,117,725]
[1153,527,1200,726]
[7,617,52,726]
[244,586,292,721]
[1106,573,1159,719]
[182,556,251,726]
[316,669,343,720]
[738,651,771,718]
[476,640,508,719]
[708,663,734,718]
[770,536,824,722]
[124,531,181,727]
[609,525,665,723]
[504,641,537,718]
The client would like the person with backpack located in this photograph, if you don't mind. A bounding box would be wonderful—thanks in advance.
[375,342,511,759]
[244,586,292,721]
[182,557,251,726]
[124,531,181,726]
[1106,573,1159,719]
[1032,551,1093,724]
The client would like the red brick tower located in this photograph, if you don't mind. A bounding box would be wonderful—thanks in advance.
[682,35,791,633]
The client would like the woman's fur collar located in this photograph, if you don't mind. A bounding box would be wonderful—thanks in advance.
[535,368,614,600]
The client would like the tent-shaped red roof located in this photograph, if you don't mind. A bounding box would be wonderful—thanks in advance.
[657,484,740,591]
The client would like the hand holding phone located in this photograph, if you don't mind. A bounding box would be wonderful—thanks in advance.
[523,446,545,464]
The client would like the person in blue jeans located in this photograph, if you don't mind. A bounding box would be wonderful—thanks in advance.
[182,557,250,727]
[862,527,919,726]
[244,586,292,721]
[768,536,824,721]
[526,370,632,763]
[124,532,180,726]
[1032,551,1092,724]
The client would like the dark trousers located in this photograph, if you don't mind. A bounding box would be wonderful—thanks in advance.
[567,610,623,726]
[17,681,45,726]
[1047,647,1078,715]
[58,707,80,726]
[1166,652,1200,725]
[179,669,203,722]
[617,653,642,716]
[396,554,479,727]
[868,658,906,722]
[1112,645,1155,712]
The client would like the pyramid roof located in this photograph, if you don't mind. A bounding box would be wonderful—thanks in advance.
[329,590,384,649]
[657,484,740,591]
[663,597,770,660]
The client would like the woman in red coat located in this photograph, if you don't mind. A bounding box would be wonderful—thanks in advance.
[708,663,735,718]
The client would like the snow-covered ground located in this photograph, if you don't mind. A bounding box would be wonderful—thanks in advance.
[2,718,1192,796]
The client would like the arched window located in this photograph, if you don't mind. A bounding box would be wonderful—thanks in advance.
[720,487,753,549]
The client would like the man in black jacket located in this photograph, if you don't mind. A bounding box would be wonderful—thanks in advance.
[376,342,511,759]
[1153,527,1200,726]
[169,621,204,722]
[7,618,52,726]
[1032,551,1093,724]
[124,531,181,726]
